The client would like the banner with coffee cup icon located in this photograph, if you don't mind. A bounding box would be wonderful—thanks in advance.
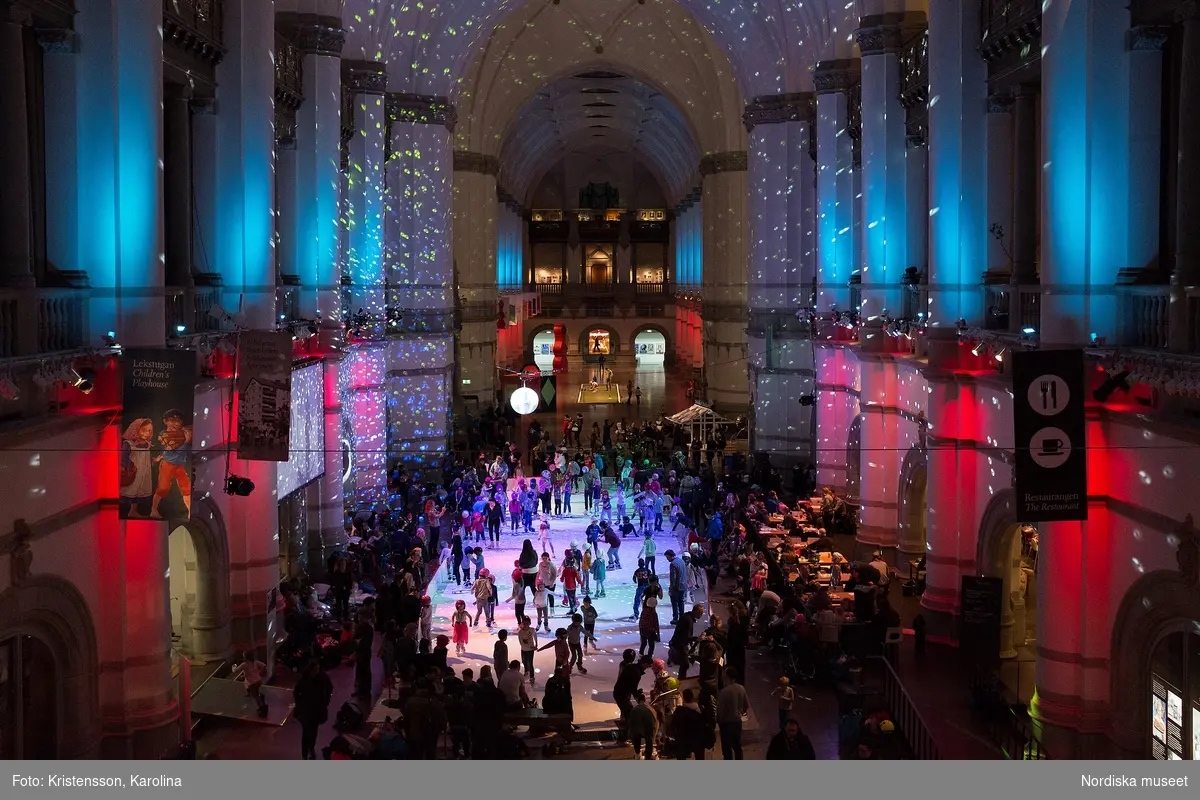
[1012,349,1087,521]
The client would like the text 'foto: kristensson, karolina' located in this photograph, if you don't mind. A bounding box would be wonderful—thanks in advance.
[1082,775,1189,788]
[13,775,183,789]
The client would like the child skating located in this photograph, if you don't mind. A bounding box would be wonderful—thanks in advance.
[452,599,470,656]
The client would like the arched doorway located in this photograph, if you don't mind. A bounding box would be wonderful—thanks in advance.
[167,500,231,663]
[977,490,1039,702]
[633,329,667,367]
[0,634,57,758]
[1110,571,1200,757]
[533,328,556,372]
[0,576,100,758]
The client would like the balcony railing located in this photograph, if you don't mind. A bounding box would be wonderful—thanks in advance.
[982,282,1039,334]
[0,287,89,358]
[165,275,224,336]
[1117,285,1171,349]
[534,282,562,295]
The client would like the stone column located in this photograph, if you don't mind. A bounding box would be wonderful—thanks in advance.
[1127,26,1167,278]
[814,61,859,313]
[926,0,987,329]
[1010,87,1037,282]
[294,17,347,321]
[1171,3,1200,349]
[119,521,177,754]
[190,98,218,276]
[39,28,79,279]
[1040,0,1132,346]
[986,95,1014,278]
[855,357,901,557]
[857,14,923,321]
[164,84,195,288]
[905,134,928,302]
[700,151,750,413]
[344,61,389,315]
[215,0,276,329]
[0,8,33,287]
[314,356,348,574]
[382,93,457,472]
[744,94,817,461]
[453,151,500,402]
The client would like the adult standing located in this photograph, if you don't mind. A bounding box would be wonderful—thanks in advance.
[725,601,749,684]
[667,549,687,624]
[715,668,749,760]
[403,680,447,760]
[292,660,333,760]
[766,718,817,760]
[669,603,703,679]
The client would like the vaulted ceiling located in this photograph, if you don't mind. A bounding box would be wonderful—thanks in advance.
[496,73,699,205]
[335,0,920,202]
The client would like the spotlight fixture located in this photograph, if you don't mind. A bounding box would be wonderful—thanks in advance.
[175,324,187,335]
[1022,327,1036,335]
[994,347,1007,362]
[971,342,985,357]
[306,323,319,337]
[799,395,816,406]
[224,475,255,496]
[1092,370,1131,403]
[31,369,52,390]
[102,331,119,348]
[72,367,96,394]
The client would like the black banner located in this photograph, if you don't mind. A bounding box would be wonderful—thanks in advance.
[119,349,197,522]
[1012,349,1087,521]
[960,575,1003,672]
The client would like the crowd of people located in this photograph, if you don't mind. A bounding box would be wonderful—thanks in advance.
[265,404,915,760]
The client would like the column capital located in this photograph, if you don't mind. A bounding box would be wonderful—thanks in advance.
[1126,24,1170,51]
[35,27,74,53]
[285,13,346,56]
[855,12,926,57]
[343,60,388,95]
[386,93,457,132]
[453,150,500,176]
[699,151,748,177]
[189,97,217,115]
[987,94,1014,114]
[813,59,861,95]
[742,92,815,132]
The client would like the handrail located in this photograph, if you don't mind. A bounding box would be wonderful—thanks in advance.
[976,677,1051,759]
[870,655,941,760]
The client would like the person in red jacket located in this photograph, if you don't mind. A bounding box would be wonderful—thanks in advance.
[560,559,581,614]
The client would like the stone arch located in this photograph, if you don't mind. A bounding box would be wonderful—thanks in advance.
[896,444,928,558]
[579,325,621,357]
[632,322,673,353]
[844,414,862,504]
[171,496,232,662]
[525,322,559,363]
[0,575,101,758]
[976,489,1030,660]
[1109,571,1200,754]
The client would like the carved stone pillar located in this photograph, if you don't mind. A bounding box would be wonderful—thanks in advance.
[814,60,860,313]
[164,83,195,288]
[0,8,34,287]
[1011,86,1038,283]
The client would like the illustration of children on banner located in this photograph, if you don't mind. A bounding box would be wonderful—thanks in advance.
[119,418,155,518]
[151,408,193,519]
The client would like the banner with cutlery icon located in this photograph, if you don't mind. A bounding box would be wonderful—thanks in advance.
[1013,349,1087,521]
